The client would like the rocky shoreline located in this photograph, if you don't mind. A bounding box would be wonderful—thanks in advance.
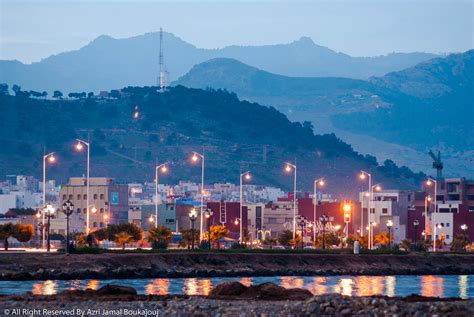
[1,252,473,281]
[0,282,472,316]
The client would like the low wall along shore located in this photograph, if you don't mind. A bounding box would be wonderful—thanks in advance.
[1,252,473,281]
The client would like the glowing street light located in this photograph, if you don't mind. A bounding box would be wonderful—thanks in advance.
[154,162,168,228]
[42,151,56,249]
[188,208,198,249]
[239,171,251,243]
[285,162,297,239]
[426,178,438,213]
[191,151,205,242]
[75,138,91,233]
[313,178,325,243]
[386,219,393,249]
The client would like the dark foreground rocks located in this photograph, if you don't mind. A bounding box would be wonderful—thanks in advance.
[209,281,312,300]
[0,283,473,316]
[1,252,474,280]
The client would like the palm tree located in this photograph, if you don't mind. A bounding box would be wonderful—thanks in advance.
[115,232,132,250]
[209,225,229,249]
[147,226,172,249]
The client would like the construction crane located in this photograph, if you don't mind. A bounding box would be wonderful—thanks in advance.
[428,150,443,180]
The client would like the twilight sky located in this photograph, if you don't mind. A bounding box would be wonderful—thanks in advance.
[1,0,473,63]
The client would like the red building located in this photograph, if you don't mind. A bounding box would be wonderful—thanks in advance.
[298,198,361,235]
[207,201,248,240]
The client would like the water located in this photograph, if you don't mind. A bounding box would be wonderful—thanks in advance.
[0,275,472,299]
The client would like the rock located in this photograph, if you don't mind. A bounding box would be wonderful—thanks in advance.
[95,284,137,296]
[305,301,320,314]
[340,308,352,315]
[208,282,248,298]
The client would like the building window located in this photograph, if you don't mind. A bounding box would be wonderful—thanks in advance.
[170,206,174,211]
[77,208,81,214]
[370,208,375,214]
[100,208,104,213]
[166,219,174,223]
[285,218,293,223]
[382,208,388,214]
[446,223,450,227]
[69,194,73,200]
[83,194,87,200]
[93,194,98,200]
[77,194,81,200]
[62,194,67,200]
[100,194,104,200]
[268,217,277,224]
[93,222,97,228]
[100,222,104,228]
[83,208,87,214]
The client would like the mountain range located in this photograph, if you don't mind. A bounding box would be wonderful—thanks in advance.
[174,50,474,178]
[0,32,438,93]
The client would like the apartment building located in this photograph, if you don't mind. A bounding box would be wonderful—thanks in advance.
[59,177,128,233]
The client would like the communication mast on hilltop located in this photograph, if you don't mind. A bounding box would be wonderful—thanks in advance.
[158,27,168,91]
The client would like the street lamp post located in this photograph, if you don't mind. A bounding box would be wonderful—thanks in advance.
[386,220,393,249]
[62,200,74,254]
[155,163,168,228]
[204,209,213,249]
[426,178,438,214]
[44,205,55,252]
[75,138,91,234]
[424,195,431,237]
[319,214,328,249]
[192,152,205,242]
[359,171,372,242]
[285,163,297,239]
[433,223,444,252]
[240,171,251,243]
[413,219,420,245]
[313,178,324,244]
[42,152,56,249]
[189,208,198,250]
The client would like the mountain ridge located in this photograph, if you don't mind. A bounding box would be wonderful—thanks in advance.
[0,31,439,93]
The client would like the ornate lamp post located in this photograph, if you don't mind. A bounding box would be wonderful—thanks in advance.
[386,220,393,249]
[44,205,55,252]
[62,200,74,254]
[296,215,307,248]
[413,219,420,245]
[188,208,198,250]
[319,213,328,249]
[204,208,213,249]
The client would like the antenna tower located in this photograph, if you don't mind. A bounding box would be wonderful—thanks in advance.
[158,27,166,90]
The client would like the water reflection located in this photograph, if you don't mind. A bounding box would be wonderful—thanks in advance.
[421,276,444,298]
[145,279,170,295]
[32,280,58,295]
[86,280,99,291]
[306,277,328,295]
[459,275,468,299]
[16,275,472,298]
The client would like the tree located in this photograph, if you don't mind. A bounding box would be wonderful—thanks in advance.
[87,92,94,99]
[278,230,293,247]
[53,90,63,99]
[400,239,412,251]
[315,231,341,249]
[242,228,251,244]
[93,228,109,242]
[115,232,133,250]
[0,223,33,250]
[12,84,21,95]
[181,229,200,249]
[0,223,16,250]
[451,233,470,252]
[41,91,48,99]
[106,223,143,242]
[109,89,121,99]
[0,83,8,95]
[15,224,33,243]
[374,232,390,248]
[262,237,277,249]
[147,226,172,249]
[209,225,229,249]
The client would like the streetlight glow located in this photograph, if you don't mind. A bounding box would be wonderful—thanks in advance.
[48,155,56,163]
[149,215,154,223]
[426,180,433,186]
[359,173,366,180]
[285,165,292,172]
[245,173,251,180]
[91,207,97,213]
